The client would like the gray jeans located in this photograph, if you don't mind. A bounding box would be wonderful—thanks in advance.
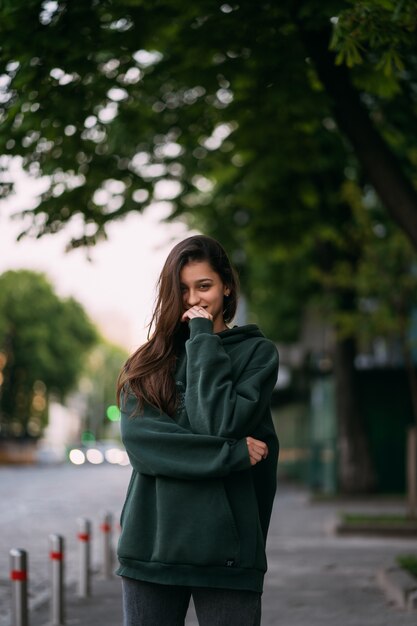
[121,576,262,626]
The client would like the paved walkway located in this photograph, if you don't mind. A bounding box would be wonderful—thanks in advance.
[259,485,416,625]
[30,483,417,625]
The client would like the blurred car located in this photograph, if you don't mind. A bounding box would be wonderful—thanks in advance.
[67,440,130,467]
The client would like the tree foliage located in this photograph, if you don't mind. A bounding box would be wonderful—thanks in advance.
[1,0,416,333]
[1,0,417,250]
[331,0,416,78]
[0,270,97,437]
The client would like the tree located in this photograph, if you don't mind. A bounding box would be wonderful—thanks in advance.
[308,179,417,492]
[298,0,417,248]
[80,340,128,440]
[0,1,416,248]
[333,180,417,504]
[0,270,97,437]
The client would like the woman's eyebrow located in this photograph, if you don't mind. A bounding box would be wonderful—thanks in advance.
[180,278,214,286]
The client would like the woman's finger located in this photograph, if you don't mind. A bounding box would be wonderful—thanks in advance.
[246,437,269,464]
[251,441,266,453]
[181,306,213,322]
[247,437,268,454]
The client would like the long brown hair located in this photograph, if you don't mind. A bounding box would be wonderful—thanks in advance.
[116,235,239,415]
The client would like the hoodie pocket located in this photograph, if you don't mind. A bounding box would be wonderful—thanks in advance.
[153,477,240,567]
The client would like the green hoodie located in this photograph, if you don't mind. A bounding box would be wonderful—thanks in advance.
[116,317,279,593]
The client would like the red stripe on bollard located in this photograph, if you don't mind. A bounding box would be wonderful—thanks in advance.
[77,533,90,541]
[100,523,111,533]
[50,551,63,561]
[10,570,27,581]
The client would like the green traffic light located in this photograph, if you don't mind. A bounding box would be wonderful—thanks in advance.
[106,405,121,422]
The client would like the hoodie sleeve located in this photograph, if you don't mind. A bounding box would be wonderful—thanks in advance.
[185,318,279,438]
[120,395,251,480]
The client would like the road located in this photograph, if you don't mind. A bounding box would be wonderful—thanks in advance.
[0,463,130,625]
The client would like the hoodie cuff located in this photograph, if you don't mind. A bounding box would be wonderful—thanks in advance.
[230,438,252,471]
[189,317,214,339]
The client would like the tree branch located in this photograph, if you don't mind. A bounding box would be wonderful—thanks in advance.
[300,25,417,250]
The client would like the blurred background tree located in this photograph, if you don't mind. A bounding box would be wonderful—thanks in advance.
[0,270,97,438]
[79,341,128,441]
[1,0,417,490]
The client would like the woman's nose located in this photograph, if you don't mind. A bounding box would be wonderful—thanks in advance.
[186,289,200,307]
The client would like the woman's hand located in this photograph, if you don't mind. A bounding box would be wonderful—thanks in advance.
[246,437,269,466]
[181,305,213,323]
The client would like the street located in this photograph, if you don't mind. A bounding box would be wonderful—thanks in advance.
[1,464,417,625]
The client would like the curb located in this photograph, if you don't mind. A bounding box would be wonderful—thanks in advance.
[377,566,417,610]
[335,522,417,538]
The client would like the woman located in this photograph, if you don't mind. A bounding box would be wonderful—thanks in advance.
[116,235,279,626]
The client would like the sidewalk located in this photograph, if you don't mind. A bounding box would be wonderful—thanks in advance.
[31,578,123,626]
[30,483,417,625]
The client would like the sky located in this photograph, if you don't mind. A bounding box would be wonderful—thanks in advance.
[0,160,196,351]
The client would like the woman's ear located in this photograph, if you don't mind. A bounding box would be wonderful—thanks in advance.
[224,287,230,296]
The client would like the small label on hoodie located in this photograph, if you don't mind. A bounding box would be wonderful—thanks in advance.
[225,559,235,567]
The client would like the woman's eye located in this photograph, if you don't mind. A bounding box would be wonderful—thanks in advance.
[199,284,210,290]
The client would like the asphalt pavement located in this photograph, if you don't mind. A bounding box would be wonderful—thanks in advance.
[23,480,417,626]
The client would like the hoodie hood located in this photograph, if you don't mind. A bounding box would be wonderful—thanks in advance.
[217,324,265,345]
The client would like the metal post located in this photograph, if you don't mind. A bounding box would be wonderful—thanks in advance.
[49,534,65,625]
[9,548,29,626]
[77,518,91,598]
[100,512,113,579]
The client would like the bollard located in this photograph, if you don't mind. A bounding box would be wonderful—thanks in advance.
[100,512,113,579]
[77,518,91,598]
[9,548,29,626]
[49,534,65,625]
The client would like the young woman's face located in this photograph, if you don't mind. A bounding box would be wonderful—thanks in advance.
[180,260,229,332]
